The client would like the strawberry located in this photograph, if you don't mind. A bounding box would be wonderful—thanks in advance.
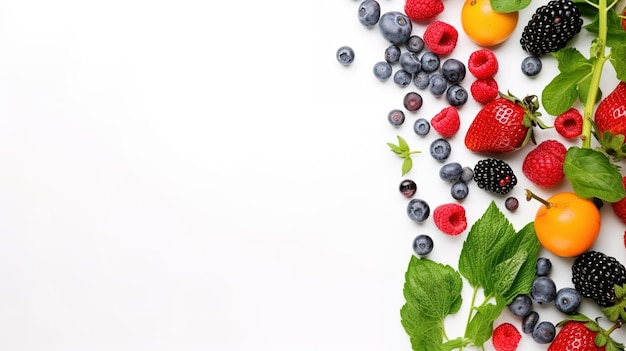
[548,317,624,351]
[464,92,548,153]
[522,139,567,187]
[611,176,626,224]
[404,0,444,22]
[594,81,626,161]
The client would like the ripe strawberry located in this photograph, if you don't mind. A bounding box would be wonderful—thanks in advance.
[423,21,458,55]
[464,92,548,153]
[522,139,567,187]
[595,81,626,137]
[611,176,626,224]
[548,318,625,351]
[404,0,444,22]
[470,78,499,104]
[431,106,460,138]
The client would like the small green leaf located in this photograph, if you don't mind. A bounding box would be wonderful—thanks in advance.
[596,333,608,347]
[490,0,531,12]
[552,47,590,73]
[610,44,626,82]
[464,302,504,345]
[542,71,588,115]
[397,135,409,151]
[564,147,626,202]
[387,142,403,154]
[402,157,412,176]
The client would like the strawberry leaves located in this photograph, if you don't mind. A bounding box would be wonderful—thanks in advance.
[563,147,625,202]
[388,135,421,176]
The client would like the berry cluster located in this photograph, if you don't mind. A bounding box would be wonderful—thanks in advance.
[467,49,500,104]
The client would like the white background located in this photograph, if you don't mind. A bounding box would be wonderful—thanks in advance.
[1,0,626,350]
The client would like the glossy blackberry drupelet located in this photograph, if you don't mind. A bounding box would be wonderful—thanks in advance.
[520,0,583,56]
[572,250,626,307]
[473,158,517,194]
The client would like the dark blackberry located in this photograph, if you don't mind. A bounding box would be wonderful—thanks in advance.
[473,158,517,194]
[520,0,583,56]
[571,251,626,307]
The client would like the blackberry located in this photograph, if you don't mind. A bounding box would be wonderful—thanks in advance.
[520,0,583,56]
[571,251,626,307]
[473,158,517,194]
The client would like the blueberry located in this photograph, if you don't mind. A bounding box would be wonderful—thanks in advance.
[532,321,556,344]
[428,73,447,96]
[378,11,412,45]
[460,166,474,183]
[554,287,581,314]
[508,294,533,317]
[399,179,417,198]
[441,58,466,84]
[403,92,423,111]
[521,56,542,77]
[357,0,381,27]
[393,69,412,88]
[406,35,424,53]
[413,118,430,136]
[439,162,463,182]
[420,52,440,73]
[522,311,539,334]
[446,85,468,106]
[505,197,519,212]
[412,234,433,256]
[400,51,421,74]
[388,109,405,126]
[413,71,430,89]
[407,198,430,222]
[429,138,451,160]
[385,45,401,64]
[373,61,392,80]
[336,46,355,66]
[531,276,557,304]
[450,181,469,200]
[535,257,551,276]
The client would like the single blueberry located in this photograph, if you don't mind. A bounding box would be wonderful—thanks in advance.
[413,71,430,89]
[385,45,401,64]
[536,257,552,276]
[554,287,582,314]
[336,46,355,66]
[393,69,412,88]
[373,61,392,80]
[508,294,533,317]
[400,51,421,74]
[532,321,556,344]
[460,166,474,183]
[378,11,412,45]
[420,51,440,73]
[428,73,447,96]
[406,35,424,53]
[522,311,540,334]
[439,162,463,182]
[531,276,557,304]
[521,56,542,77]
[412,234,433,256]
[441,58,466,84]
[403,91,423,111]
[446,85,468,106]
[450,181,469,200]
[388,109,405,126]
[413,118,430,136]
[429,138,451,161]
[358,0,381,27]
[399,179,417,198]
[407,198,430,222]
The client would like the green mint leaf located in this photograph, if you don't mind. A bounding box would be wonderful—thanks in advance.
[552,47,590,73]
[498,222,541,302]
[542,70,590,115]
[491,249,529,299]
[387,142,403,155]
[397,135,409,151]
[490,0,531,13]
[464,302,504,346]
[610,44,626,82]
[402,157,412,176]
[564,147,626,202]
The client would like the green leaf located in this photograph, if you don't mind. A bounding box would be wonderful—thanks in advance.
[564,147,626,202]
[585,7,626,48]
[491,250,528,299]
[610,44,626,82]
[498,223,540,302]
[542,71,589,115]
[387,142,403,155]
[577,74,602,105]
[490,0,531,13]
[402,157,412,176]
[464,302,504,346]
[552,47,590,73]
[397,135,409,151]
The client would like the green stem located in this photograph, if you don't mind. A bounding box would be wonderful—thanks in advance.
[463,287,480,340]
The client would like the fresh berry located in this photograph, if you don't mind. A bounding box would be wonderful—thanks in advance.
[470,78,499,104]
[431,106,460,138]
[373,61,393,80]
[439,162,463,182]
[467,49,499,79]
[554,108,583,139]
[393,69,412,87]
[358,0,381,27]
[531,276,557,304]
[414,71,431,89]
[536,257,552,276]
[571,250,626,307]
[385,45,401,64]
[441,58,466,84]
[336,46,355,65]
[547,320,612,351]
[388,109,405,126]
[532,321,556,344]
[400,51,422,74]
[412,234,434,256]
[611,176,626,224]
[522,139,567,187]
[406,35,425,53]
[428,73,448,96]
[404,0,444,22]
[423,21,458,55]
[420,51,440,72]
[554,287,581,314]
[446,85,468,106]
[429,138,451,161]
[399,179,417,198]
[473,158,518,194]
[508,294,532,317]
[378,11,413,44]
[413,118,430,136]
[520,0,583,56]
[464,92,547,153]
[522,311,539,334]
[504,196,519,211]
[594,81,626,138]
[492,323,521,351]
[450,181,469,200]
[432,203,467,235]
[407,198,430,222]
[460,166,474,183]
[521,56,542,76]
[404,92,423,111]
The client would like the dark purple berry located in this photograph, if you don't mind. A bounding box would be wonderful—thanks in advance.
[505,197,519,211]
[388,109,405,126]
[403,92,423,111]
[399,179,417,198]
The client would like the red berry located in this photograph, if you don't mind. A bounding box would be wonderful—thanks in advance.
[470,78,499,104]
[404,0,444,21]
[612,176,626,224]
[431,106,460,138]
[467,49,499,79]
[492,323,521,351]
[554,108,583,139]
[433,203,467,236]
[522,139,567,187]
[423,21,458,55]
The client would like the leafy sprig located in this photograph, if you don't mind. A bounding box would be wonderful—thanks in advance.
[387,135,421,176]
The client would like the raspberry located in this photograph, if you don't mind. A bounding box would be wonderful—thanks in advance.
[492,323,521,351]
[423,21,458,55]
[430,106,460,138]
[433,203,467,236]
[470,78,499,104]
[612,176,626,224]
[554,108,583,139]
[467,49,499,79]
[522,139,567,187]
[404,0,444,21]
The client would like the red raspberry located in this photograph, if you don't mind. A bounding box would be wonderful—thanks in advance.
[467,49,499,79]
[554,108,583,139]
[522,139,567,187]
[423,21,458,55]
[404,0,444,21]
[433,203,467,236]
[470,78,499,104]
[612,176,626,224]
[492,323,521,351]
[430,106,460,138]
